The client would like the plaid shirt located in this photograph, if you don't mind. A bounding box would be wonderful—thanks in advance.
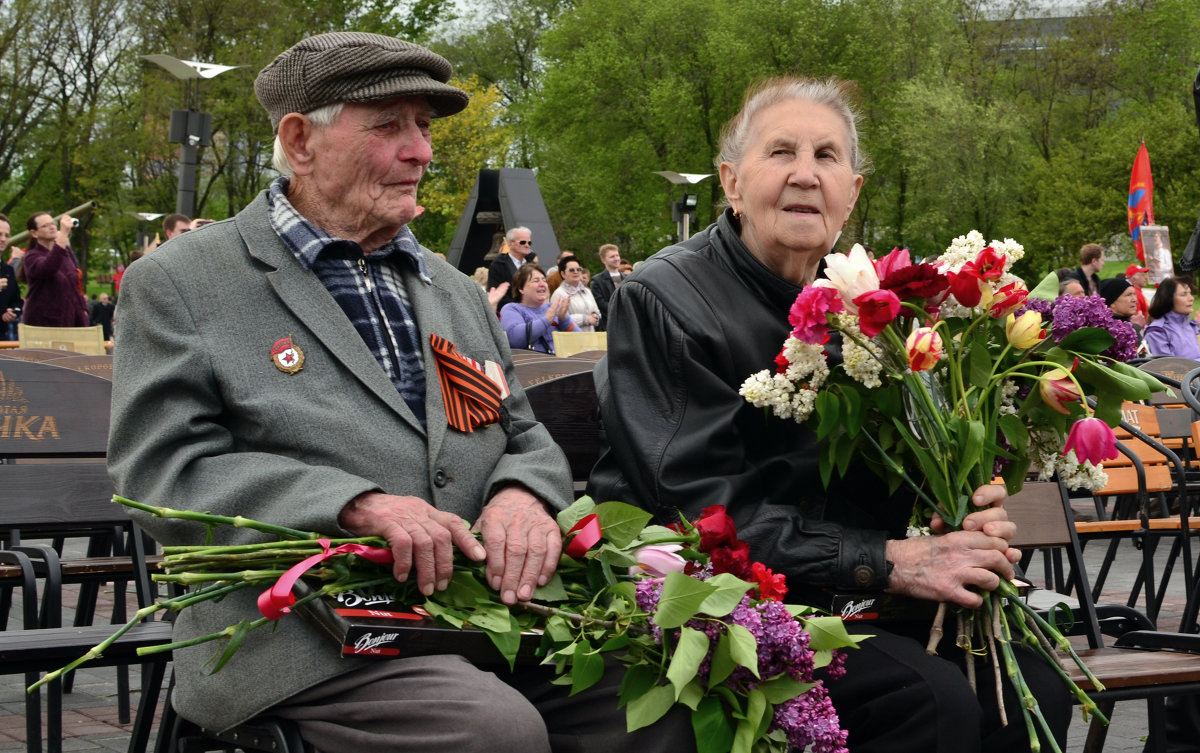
[267,178,429,426]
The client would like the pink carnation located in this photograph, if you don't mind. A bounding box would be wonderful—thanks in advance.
[789,287,844,345]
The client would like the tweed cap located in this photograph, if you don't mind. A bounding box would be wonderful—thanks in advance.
[254,32,469,131]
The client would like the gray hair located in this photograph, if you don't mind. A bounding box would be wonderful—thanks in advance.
[270,102,346,176]
[505,226,531,242]
[716,77,868,175]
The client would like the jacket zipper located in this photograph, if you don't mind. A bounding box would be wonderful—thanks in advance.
[357,257,373,292]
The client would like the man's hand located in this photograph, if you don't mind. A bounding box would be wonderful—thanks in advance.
[338,491,485,597]
[1,308,13,323]
[886,484,1020,608]
[473,486,562,605]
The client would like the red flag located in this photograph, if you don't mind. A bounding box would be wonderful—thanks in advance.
[1127,141,1155,263]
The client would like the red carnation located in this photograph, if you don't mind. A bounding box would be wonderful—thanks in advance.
[879,263,949,303]
[774,349,790,374]
[751,561,788,601]
[852,289,902,337]
[710,540,753,579]
[788,287,844,345]
[695,505,738,552]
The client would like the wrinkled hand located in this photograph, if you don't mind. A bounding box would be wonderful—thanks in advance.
[472,486,562,605]
[487,282,509,311]
[1131,312,1147,328]
[338,491,485,597]
[887,485,1020,608]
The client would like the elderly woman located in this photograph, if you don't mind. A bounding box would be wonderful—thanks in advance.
[589,77,1068,752]
[548,255,601,331]
[1144,277,1200,358]
[499,264,575,353]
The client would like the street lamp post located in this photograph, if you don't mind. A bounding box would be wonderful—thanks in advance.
[653,171,713,241]
[141,56,241,218]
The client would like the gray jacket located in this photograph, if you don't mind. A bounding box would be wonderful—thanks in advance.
[108,191,571,730]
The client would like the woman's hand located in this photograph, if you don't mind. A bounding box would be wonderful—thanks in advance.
[887,484,1021,608]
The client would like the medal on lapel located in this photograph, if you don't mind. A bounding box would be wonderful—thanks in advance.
[270,336,305,375]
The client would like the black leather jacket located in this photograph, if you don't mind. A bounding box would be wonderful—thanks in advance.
[588,210,909,604]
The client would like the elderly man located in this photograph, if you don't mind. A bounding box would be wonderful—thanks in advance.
[487,226,532,307]
[109,32,687,753]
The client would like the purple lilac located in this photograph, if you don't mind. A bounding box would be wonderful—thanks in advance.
[1016,296,1053,319]
[773,685,849,753]
[1048,295,1138,361]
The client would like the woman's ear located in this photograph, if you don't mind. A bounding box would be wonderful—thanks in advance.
[277,114,316,176]
[719,162,741,213]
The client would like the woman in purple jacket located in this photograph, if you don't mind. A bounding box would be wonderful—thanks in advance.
[1144,277,1200,359]
[499,264,575,354]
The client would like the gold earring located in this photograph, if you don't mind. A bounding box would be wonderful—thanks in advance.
[732,207,742,219]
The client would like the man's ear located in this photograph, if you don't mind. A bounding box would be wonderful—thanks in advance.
[277,113,317,176]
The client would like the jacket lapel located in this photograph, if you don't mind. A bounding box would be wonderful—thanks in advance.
[235,199,425,434]
[409,270,454,464]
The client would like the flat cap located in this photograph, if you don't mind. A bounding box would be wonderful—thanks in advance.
[254,32,469,131]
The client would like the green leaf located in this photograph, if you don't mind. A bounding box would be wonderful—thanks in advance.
[440,570,490,607]
[570,645,606,696]
[654,571,716,629]
[532,572,568,602]
[209,619,251,673]
[1029,271,1061,301]
[483,613,522,671]
[804,615,866,651]
[727,623,760,679]
[841,387,864,437]
[1075,358,1151,402]
[667,627,710,700]
[594,501,654,548]
[758,675,817,704]
[968,341,991,388]
[997,413,1029,458]
[816,391,842,441]
[626,683,676,732]
[732,690,767,753]
[545,614,574,643]
[697,573,753,617]
[678,677,705,710]
[465,603,514,633]
[556,495,596,533]
[634,525,687,544]
[709,630,736,687]
[693,695,736,753]
[1057,326,1115,355]
[1107,360,1167,394]
[954,419,986,492]
[619,662,659,709]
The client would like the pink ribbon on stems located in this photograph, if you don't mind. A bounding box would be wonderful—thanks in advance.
[257,538,395,620]
[564,514,602,558]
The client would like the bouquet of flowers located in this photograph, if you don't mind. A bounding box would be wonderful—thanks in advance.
[739,231,1165,750]
[35,495,866,753]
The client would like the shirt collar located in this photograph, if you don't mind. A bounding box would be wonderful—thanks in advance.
[266,177,430,283]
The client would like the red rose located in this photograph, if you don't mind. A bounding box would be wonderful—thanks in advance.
[788,286,844,345]
[695,505,738,552]
[751,561,788,601]
[948,269,984,307]
[852,289,901,337]
[710,540,752,579]
[879,263,950,302]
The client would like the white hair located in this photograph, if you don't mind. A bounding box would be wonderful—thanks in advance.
[270,102,345,176]
[716,77,868,175]
[505,226,531,242]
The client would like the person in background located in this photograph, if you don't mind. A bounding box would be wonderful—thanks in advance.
[162,213,191,240]
[1066,243,1104,296]
[500,264,575,353]
[0,213,20,340]
[1125,263,1150,321]
[21,211,88,327]
[589,243,625,332]
[548,255,600,331]
[472,266,508,313]
[544,250,573,295]
[1058,278,1086,298]
[1144,277,1200,359]
[1100,276,1145,330]
[91,292,114,340]
[589,75,1068,752]
[487,226,532,307]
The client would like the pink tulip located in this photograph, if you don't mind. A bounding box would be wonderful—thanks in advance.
[1063,417,1119,465]
[1039,368,1081,414]
[629,544,687,577]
